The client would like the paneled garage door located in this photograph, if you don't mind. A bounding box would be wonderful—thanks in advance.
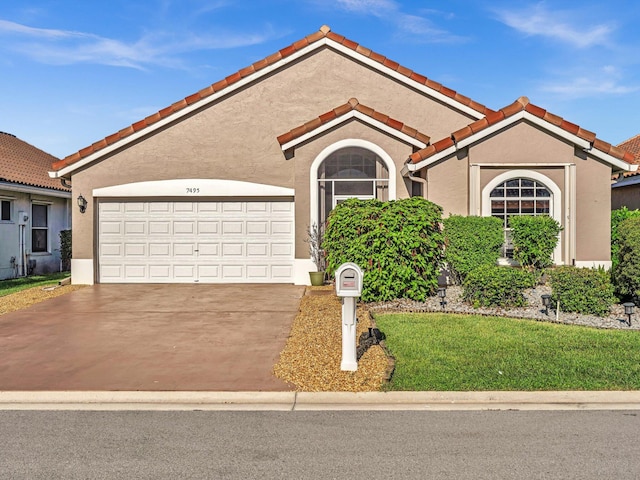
[98,200,294,283]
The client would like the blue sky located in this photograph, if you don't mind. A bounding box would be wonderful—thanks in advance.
[2,0,640,158]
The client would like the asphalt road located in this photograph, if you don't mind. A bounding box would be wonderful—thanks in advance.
[1,410,638,479]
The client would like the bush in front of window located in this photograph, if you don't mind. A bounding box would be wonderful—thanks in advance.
[611,207,640,273]
[442,215,503,284]
[462,265,534,308]
[612,216,640,302]
[509,215,562,271]
[549,266,616,316]
[324,197,444,302]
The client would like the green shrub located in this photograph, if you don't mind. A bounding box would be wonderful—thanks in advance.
[442,215,503,284]
[324,197,444,302]
[59,229,71,271]
[462,265,534,308]
[509,215,561,270]
[612,216,640,301]
[611,207,640,272]
[549,266,615,316]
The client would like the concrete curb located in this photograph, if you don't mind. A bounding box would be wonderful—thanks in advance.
[2,391,640,411]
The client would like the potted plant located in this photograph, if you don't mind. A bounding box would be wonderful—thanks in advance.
[306,222,326,286]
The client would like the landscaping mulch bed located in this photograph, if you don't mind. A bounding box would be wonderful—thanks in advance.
[273,286,391,392]
[0,284,85,316]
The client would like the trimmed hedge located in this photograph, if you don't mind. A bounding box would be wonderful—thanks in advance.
[612,216,640,301]
[443,215,503,284]
[59,229,71,272]
[324,197,444,302]
[549,266,616,316]
[509,215,561,271]
[462,265,534,308]
[611,207,640,272]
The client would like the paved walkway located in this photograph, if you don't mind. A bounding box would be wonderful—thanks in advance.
[0,284,305,391]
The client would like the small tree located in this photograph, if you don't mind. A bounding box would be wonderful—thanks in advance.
[509,215,562,271]
[305,223,325,272]
[613,216,640,302]
[611,207,640,272]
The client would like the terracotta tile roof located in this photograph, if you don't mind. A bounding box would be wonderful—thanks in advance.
[277,97,431,147]
[617,134,640,177]
[0,132,68,192]
[409,96,636,166]
[53,25,492,172]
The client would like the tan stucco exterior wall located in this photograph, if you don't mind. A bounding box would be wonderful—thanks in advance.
[70,46,476,262]
[612,184,640,210]
[422,121,613,264]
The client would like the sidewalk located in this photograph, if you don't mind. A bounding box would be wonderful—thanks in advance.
[2,391,640,411]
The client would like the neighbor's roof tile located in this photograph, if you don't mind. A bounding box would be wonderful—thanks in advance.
[54,25,492,171]
[0,132,68,191]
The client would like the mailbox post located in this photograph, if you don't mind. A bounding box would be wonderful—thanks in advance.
[335,262,363,371]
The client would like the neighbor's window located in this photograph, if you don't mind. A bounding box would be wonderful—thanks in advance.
[1,200,10,221]
[490,178,551,257]
[317,147,389,222]
[31,203,49,253]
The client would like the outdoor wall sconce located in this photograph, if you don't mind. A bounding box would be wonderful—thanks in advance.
[541,294,552,316]
[623,302,635,327]
[437,287,447,310]
[77,195,87,214]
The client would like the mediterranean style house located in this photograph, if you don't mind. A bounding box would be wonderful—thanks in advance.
[48,25,637,285]
[1,132,71,280]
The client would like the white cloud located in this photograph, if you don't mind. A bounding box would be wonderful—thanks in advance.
[331,0,465,43]
[540,66,639,98]
[0,19,278,69]
[494,3,614,48]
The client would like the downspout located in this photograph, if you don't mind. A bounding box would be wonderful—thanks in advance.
[60,178,72,189]
[406,171,427,198]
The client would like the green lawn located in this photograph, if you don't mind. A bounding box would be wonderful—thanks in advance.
[374,312,640,391]
[0,272,70,297]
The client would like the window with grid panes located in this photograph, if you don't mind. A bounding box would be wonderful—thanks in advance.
[489,178,551,257]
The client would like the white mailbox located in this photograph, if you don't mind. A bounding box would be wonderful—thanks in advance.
[335,263,363,298]
[334,262,363,371]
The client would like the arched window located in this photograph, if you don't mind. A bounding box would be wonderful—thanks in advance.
[317,146,389,222]
[489,177,552,257]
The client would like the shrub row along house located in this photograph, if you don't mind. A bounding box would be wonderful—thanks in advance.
[0,132,70,280]
[48,25,637,285]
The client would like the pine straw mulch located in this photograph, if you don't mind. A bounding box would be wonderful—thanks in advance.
[0,284,85,316]
[274,286,392,392]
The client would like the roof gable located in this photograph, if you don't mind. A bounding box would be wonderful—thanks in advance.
[0,132,69,192]
[277,97,430,151]
[406,97,638,174]
[51,25,492,177]
[617,134,640,178]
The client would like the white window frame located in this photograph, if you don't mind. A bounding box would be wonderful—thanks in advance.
[481,170,562,265]
[0,198,13,222]
[310,139,396,228]
[31,202,51,254]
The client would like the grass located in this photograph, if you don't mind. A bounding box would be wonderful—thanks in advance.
[375,312,640,391]
[0,272,70,297]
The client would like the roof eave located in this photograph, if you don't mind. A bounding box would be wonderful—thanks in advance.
[54,34,487,177]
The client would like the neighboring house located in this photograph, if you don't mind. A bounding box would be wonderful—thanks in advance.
[612,134,640,210]
[49,25,637,286]
[0,132,71,280]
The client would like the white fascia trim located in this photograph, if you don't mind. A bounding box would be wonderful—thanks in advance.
[93,179,294,198]
[53,37,482,178]
[329,42,486,120]
[0,181,71,199]
[281,110,428,151]
[407,110,636,173]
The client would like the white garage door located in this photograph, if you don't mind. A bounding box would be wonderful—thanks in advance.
[98,200,294,283]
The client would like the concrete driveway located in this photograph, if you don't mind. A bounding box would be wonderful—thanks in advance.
[0,284,305,391]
